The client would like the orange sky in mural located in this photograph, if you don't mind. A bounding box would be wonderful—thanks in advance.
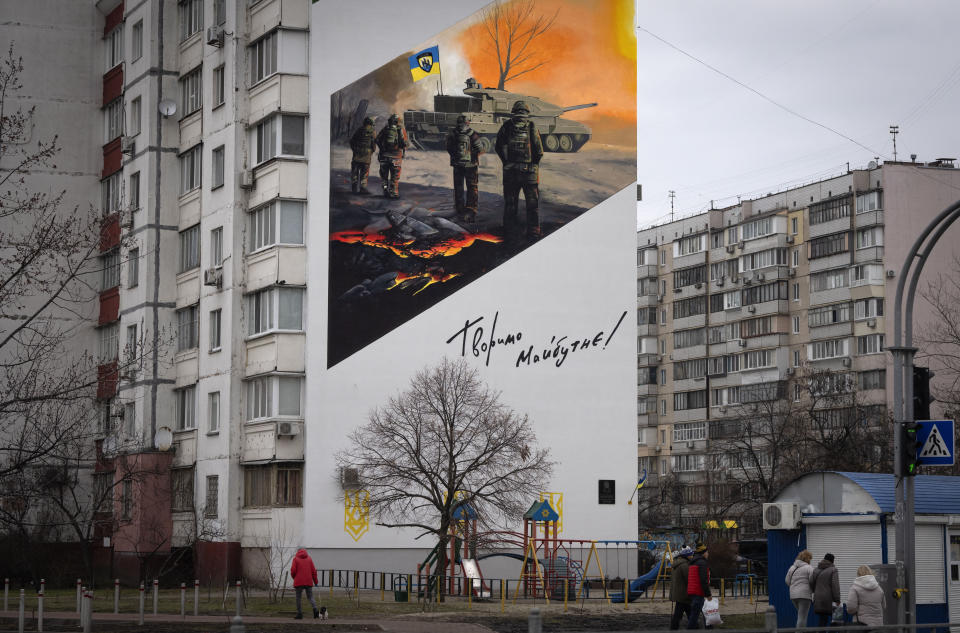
[457,0,635,144]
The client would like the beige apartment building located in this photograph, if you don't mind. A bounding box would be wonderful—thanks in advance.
[636,160,960,535]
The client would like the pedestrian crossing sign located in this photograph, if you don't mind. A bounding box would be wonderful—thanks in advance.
[917,420,955,466]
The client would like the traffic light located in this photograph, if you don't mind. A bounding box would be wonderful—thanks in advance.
[913,365,934,421]
[902,421,923,476]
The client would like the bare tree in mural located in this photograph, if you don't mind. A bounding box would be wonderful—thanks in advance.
[480,0,559,90]
[336,357,553,604]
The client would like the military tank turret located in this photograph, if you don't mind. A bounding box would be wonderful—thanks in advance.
[404,78,597,153]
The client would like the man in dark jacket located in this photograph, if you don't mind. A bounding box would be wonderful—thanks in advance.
[809,553,841,628]
[670,546,694,630]
[686,543,711,629]
[376,114,407,198]
[445,115,484,222]
[290,548,319,619]
[349,116,376,194]
[495,100,543,245]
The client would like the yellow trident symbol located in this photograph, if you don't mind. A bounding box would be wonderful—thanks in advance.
[344,490,370,541]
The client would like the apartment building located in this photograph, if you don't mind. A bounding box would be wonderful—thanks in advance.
[636,161,960,535]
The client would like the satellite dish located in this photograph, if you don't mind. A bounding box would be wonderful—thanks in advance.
[102,436,118,457]
[158,99,177,117]
[154,426,173,451]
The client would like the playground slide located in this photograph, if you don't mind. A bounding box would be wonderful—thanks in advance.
[460,558,492,598]
[608,560,662,603]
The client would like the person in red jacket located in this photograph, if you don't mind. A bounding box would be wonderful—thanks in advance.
[686,543,712,629]
[290,548,319,619]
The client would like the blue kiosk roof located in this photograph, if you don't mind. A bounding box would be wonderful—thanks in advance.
[830,471,960,515]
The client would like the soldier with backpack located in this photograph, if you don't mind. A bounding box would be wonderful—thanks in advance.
[376,113,407,198]
[445,115,484,222]
[349,116,377,194]
[495,100,544,245]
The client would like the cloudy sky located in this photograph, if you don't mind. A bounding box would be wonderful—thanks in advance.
[636,1,960,228]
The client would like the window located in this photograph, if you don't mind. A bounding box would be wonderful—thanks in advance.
[791,217,798,234]
[857,334,885,355]
[177,305,199,351]
[212,146,225,189]
[660,399,667,415]
[673,327,706,349]
[742,281,788,306]
[676,233,705,256]
[105,26,123,70]
[179,0,203,41]
[209,309,222,351]
[724,290,741,309]
[793,282,800,301]
[213,65,226,107]
[101,172,122,214]
[673,390,707,411]
[131,20,143,62]
[101,250,120,290]
[121,480,133,519]
[856,191,882,214]
[129,172,140,211]
[809,373,853,396]
[673,265,706,289]
[205,475,219,518]
[674,422,706,442]
[851,264,884,286]
[726,226,739,244]
[243,464,303,507]
[810,268,848,292]
[742,349,774,370]
[175,385,196,430]
[248,200,305,251]
[129,97,141,136]
[672,454,705,472]
[741,381,783,402]
[124,402,136,436]
[792,316,800,334]
[660,250,666,266]
[808,303,851,328]
[660,308,667,325]
[127,247,139,288]
[210,227,223,266]
[125,324,137,362]
[250,31,277,84]
[711,386,740,406]
[809,232,849,259]
[208,392,220,433]
[214,0,226,25]
[179,145,202,195]
[179,224,200,272]
[99,323,119,363]
[854,298,884,320]
[255,114,306,163]
[742,316,774,338]
[637,397,656,414]
[809,196,851,225]
[741,248,787,272]
[247,287,304,335]
[856,227,883,249]
[794,384,802,402]
[171,468,194,512]
[742,217,773,240]
[180,67,202,116]
[711,232,722,249]
[859,369,886,390]
[105,99,123,142]
[793,349,801,367]
[673,358,707,380]
[708,355,739,376]
[810,338,847,361]
[246,375,302,420]
[673,295,706,319]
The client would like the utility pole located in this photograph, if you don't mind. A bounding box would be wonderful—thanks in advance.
[668,190,675,222]
[890,125,899,162]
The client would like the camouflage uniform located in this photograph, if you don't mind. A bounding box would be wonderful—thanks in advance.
[495,101,544,242]
[349,117,376,194]
[445,115,483,221]
[376,114,407,198]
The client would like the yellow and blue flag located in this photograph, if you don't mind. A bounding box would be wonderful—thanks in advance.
[409,46,441,82]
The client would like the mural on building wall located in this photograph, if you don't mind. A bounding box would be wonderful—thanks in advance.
[327,0,636,367]
[344,490,371,541]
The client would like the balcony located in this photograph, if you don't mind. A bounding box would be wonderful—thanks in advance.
[242,420,305,463]
[637,323,658,337]
[249,161,308,209]
[855,209,884,228]
[637,264,658,279]
[637,293,659,308]
[246,246,307,293]
[637,353,660,367]
[809,216,852,239]
[246,332,306,376]
[249,74,309,124]
[250,0,310,40]
[171,428,197,468]
[637,383,658,397]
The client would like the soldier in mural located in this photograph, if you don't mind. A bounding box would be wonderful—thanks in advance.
[445,114,483,222]
[376,113,407,198]
[495,100,544,244]
[349,116,377,194]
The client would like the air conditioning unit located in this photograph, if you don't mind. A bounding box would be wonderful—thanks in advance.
[686,441,695,449]
[726,245,736,254]
[788,268,796,277]
[276,421,301,436]
[121,369,137,381]
[867,318,877,328]
[786,235,795,243]
[756,272,765,281]
[718,407,727,414]
[762,502,801,530]
[737,241,745,250]
[747,305,756,313]
[206,26,225,47]
[655,356,663,363]
[743,277,752,285]
[120,136,135,154]
[340,467,361,489]
[842,357,852,367]
[694,283,703,289]
[203,267,223,287]
[738,339,747,347]
[239,170,255,189]
[654,446,662,452]
[785,367,795,375]
[716,278,724,287]
[886,270,896,278]
[675,286,683,294]
[121,214,134,229]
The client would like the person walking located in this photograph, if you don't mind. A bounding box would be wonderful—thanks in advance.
[686,543,711,629]
[669,546,694,630]
[376,114,407,198]
[495,100,543,245]
[785,550,814,628]
[349,116,377,194]
[445,114,483,222]
[809,552,841,628]
[846,565,885,629]
[290,548,319,619]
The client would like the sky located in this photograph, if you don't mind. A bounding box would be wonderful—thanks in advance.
[636,1,960,229]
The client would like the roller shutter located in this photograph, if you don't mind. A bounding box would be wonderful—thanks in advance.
[887,524,945,604]
[806,522,884,600]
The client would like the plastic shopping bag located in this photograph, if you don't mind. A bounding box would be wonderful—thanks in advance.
[702,597,722,627]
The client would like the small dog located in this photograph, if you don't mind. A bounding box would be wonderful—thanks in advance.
[318,606,328,620]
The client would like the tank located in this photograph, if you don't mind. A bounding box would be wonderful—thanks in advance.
[404,78,597,153]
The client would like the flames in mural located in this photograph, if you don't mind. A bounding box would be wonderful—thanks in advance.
[330,230,502,259]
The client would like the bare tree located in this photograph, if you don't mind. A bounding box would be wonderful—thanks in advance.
[479,0,559,90]
[336,357,553,602]
[918,257,960,416]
